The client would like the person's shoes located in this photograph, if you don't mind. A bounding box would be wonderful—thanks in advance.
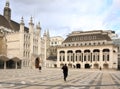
[64,79,66,81]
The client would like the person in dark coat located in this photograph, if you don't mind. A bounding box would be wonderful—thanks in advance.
[39,64,42,72]
[62,64,68,81]
[99,66,102,70]
[39,65,42,72]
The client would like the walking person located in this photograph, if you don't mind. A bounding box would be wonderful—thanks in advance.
[39,65,42,72]
[99,66,102,70]
[62,64,68,81]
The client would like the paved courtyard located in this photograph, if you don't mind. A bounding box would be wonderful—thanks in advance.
[0,68,120,89]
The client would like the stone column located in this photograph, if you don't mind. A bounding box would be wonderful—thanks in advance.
[81,52,84,68]
[65,50,67,63]
[4,61,6,69]
[99,50,103,68]
[15,61,17,69]
[57,50,60,67]
[109,49,113,68]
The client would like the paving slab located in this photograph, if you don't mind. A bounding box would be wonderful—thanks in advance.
[0,68,120,89]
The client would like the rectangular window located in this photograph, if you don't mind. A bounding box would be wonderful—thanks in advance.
[84,56,86,61]
[63,56,65,61]
[67,56,69,61]
[93,55,95,61]
[98,55,99,61]
[103,55,104,61]
[107,55,109,61]
[60,56,61,61]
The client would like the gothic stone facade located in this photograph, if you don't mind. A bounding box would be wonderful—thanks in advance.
[0,1,46,69]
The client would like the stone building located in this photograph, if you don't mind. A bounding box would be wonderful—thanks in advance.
[46,36,64,67]
[0,32,7,55]
[57,30,118,69]
[0,0,46,69]
[50,36,64,56]
[112,38,120,69]
[0,31,7,69]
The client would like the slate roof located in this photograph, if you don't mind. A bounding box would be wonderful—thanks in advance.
[0,15,12,29]
[63,33,112,43]
[0,14,29,32]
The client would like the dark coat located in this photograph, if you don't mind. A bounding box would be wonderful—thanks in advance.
[62,65,68,77]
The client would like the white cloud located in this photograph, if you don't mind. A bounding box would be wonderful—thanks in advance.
[0,0,120,37]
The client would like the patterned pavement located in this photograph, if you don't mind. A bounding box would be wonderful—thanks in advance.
[0,68,120,89]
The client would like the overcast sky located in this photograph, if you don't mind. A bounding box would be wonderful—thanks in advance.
[0,0,120,38]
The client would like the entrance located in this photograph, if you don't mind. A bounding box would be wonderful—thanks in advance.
[54,64,57,68]
[0,60,4,69]
[85,64,90,69]
[60,63,64,67]
[6,60,15,69]
[103,63,109,69]
[68,63,72,68]
[94,63,99,69]
[76,64,81,68]
[35,57,40,68]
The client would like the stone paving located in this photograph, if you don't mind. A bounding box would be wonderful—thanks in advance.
[0,68,120,89]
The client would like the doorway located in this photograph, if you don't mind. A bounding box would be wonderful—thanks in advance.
[76,64,81,68]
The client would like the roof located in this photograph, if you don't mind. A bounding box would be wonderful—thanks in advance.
[0,55,21,61]
[0,15,12,29]
[0,14,29,32]
[63,33,112,43]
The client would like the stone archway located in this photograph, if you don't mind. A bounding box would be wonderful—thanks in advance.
[60,63,64,67]
[35,57,40,68]
[68,63,72,68]
[94,63,99,69]
[6,60,15,69]
[54,64,57,68]
[103,63,109,69]
[76,64,81,68]
[85,63,90,69]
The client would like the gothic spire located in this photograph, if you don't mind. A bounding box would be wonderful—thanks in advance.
[36,22,41,29]
[47,29,50,38]
[5,0,10,7]
[4,0,11,21]
[29,16,34,25]
[20,16,24,25]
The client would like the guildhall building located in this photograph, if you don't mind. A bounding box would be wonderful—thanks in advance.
[57,30,118,69]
